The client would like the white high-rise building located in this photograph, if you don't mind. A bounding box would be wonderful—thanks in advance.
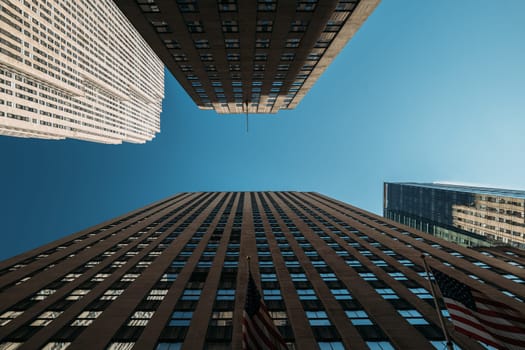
[0,0,164,144]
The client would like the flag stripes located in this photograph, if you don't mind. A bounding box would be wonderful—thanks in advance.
[242,272,287,350]
[431,267,525,350]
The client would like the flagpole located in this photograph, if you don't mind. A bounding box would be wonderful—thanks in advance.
[421,255,454,350]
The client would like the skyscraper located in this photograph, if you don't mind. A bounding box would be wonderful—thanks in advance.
[0,0,164,144]
[115,0,379,114]
[1,192,524,350]
[384,182,525,249]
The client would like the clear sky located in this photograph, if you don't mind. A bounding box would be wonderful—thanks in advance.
[1,1,525,260]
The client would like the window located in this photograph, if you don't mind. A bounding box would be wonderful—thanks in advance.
[100,289,124,301]
[218,0,237,12]
[156,342,182,350]
[31,311,62,326]
[291,20,308,32]
[177,0,197,12]
[345,310,372,325]
[147,289,168,300]
[32,289,56,300]
[187,20,204,33]
[398,310,428,325]
[138,0,160,13]
[367,341,395,350]
[318,342,344,350]
[331,289,352,300]
[297,1,317,11]
[71,311,102,326]
[409,288,432,300]
[128,311,154,326]
[324,20,344,32]
[306,311,331,326]
[42,343,72,350]
[256,19,273,32]
[194,39,210,49]
[255,53,268,61]
[285,38,301,48]
[67,289,89,300]
[160,273,178,282]
[280,53,295,61]
[297,289,317,300]
[164,40,181,49]
[225,39,240,49]
[169,312,193,326]
[227,53,240,61]
[151,20,170,33]
[0,311,23,326]
[216,289,235,300]
[222,20,239,33]
[172,54,188,62]
[209,311,233,326]
[258,0,276,11]
[263,289,282,300]
[200,54,214,62]
[256,39,271,48]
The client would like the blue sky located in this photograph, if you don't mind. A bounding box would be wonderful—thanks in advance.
[1,1,525,260]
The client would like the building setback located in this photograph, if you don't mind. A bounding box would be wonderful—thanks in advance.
[384,182,525,249]
[0,0,164,144]
[115,0,379,114]
[1,192,524,350]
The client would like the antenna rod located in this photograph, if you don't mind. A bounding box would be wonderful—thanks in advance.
[245,101,249,133]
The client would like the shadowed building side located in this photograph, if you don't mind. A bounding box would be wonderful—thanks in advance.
[115,0,380,114]
[1,192,524,350]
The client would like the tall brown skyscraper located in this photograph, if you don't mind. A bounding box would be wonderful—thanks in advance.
[1,192,524,350]
[115,0,380,114]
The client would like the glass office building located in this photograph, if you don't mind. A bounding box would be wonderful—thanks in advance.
[384,182,525,248]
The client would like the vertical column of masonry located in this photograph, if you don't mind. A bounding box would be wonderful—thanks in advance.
[182,193,242,349]
[259,1,295,113]
[270,1,338,113]
[306,193,525,301]
[265,192,372,350]
[282,193,465,347]
[256,192,319,350]
[273,193,374,349]
[66,193,230,349]
[131,192,233,349]
[237,2,256,114]
[300,193,525,343]
[0,193,195,314]
[283,192,479,350]
[289,0,380,110]
[230,192,256,350]
[0,193,189,289]
[271,192,436,350]
[156,0,212,107]
[9,193,213,349]
[198,2,233,110]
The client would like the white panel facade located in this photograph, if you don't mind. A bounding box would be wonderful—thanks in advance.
[0,0,164,144]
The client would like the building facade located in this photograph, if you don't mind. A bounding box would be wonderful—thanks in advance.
[0,0,164,144]
[384,182,525,249]
[115,0,379,114]
[1,192,524,350]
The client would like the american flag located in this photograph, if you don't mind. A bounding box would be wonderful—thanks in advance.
[431,267,525,350]
[242,272,287,350]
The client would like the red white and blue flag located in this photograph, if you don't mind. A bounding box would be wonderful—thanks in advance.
[431,267,525,350]
[242,272,287,350]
